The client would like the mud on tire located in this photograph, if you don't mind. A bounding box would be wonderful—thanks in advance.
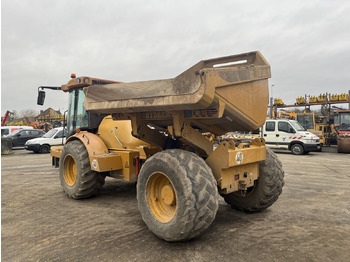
[223,147,285,212]
[59,140,105,199]
[137,149,219,242]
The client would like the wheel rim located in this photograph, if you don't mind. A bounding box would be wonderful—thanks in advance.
[41,145,49,153]
[293,145,301,154]
[146,172,177,223]
[63,155,77,186]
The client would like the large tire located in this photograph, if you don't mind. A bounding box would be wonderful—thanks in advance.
[137,149,219,242]
[59,140,105,199]
[223,147,284,212]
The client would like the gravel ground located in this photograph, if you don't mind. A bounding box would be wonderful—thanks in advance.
[1,146,350,262]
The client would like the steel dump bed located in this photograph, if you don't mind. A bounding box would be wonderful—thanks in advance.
[84,51,271,132]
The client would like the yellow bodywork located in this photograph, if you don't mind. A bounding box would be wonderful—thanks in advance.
[97,116,161,160]
[53,51,272,194]
[206,138,266,194]
[51,116,161,183]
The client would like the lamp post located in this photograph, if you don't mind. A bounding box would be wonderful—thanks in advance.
[270,84,275,119]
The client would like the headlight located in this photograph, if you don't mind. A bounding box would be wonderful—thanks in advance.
[25,140,32,145]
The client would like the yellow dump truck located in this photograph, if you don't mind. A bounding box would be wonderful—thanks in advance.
[38,51,285,242]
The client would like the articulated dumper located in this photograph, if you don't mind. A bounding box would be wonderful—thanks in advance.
[38,51,285,242]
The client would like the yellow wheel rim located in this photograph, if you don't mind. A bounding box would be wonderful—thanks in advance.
[63,155,77,186]
[147,172,177,223]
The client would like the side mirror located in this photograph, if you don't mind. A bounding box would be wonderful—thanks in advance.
[37,90,46,105]
[17,134,21,137]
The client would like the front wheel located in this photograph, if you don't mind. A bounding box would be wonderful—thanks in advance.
[223,147,285,212]
[137,149,219,242]
[291,144,304,155]
[59,140,105,199]
[39,144,50,153]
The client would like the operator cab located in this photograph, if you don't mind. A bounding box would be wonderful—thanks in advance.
[37,75,121,137]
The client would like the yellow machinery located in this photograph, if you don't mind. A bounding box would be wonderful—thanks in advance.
[296,112,325,149]
[317,94,328,103]
[296,96,306,104]
[273,98,284,106]
[339,93,349,101]
[330,94,339,102]
[316,123,337,146]
[38,51,285,242]
[280,109,297,120]
[309,96,317,103]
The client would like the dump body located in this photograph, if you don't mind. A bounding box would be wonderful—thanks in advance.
[84,51,270,134]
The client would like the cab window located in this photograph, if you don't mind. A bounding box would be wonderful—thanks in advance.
[1,129,9,136]
[265,122,275,132]
[19,130,30,136]
[55,130,66,139]
[30,130,40,136]
[278,122,294,133]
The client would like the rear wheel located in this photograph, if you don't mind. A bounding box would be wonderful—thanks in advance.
[137,149,218,242]
[291,144,304,155]
[59,140,105,199]
[223,147,284,212]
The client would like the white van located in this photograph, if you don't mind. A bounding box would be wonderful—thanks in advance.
[1,126,33,137]
[263,119,320,155]
[25,127,66,153]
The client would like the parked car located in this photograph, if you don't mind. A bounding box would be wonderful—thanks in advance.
[1,126,33,137]
[262,119,321,155]
[6,129,44,147]
[25,127,66,153]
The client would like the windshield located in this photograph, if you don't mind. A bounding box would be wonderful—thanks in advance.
[8,129,21,136]
[339,124,350,131]
[297,114,314,130]
[42,129,57,138]
[335,112,350,124]
[290,121,305,131]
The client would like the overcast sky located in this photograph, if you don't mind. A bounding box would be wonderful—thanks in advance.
[2,0,350,115]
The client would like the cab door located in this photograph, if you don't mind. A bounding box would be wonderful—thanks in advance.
[275,121,295,148]
[263,121,278,148]
[14,130,30,146]
[52,130,66,145]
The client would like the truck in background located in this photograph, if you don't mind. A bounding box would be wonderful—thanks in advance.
[263,118,320,155]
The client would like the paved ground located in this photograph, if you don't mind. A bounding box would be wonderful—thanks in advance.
[1,147,350,262]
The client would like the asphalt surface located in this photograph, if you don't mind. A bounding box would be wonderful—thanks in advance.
[1,146,350,261]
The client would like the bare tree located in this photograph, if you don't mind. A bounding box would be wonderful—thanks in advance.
[19,109,38,118]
